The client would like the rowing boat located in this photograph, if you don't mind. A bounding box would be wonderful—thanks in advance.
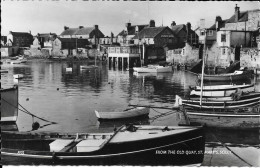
[190,84,255,97]
[95,107,149,120]
[1,124,205,166]
[197,70,252,82]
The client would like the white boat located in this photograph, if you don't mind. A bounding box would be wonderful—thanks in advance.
[190,84,255,97]
[66,67,72,72]
[80,65,98,69]
[13,74,24,79]
[133,65,172,73]
[95,107,150,120]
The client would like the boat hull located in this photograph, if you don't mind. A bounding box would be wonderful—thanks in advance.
[182,95,260,109]
[1,126,205,166]
[190,84,255,97]
[198,71,252,82]
[1,86,18,122]
[185,110,260,130]
[133,66,172,73]
[95,107,150,120]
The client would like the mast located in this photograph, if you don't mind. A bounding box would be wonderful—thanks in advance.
[200,30,207,106]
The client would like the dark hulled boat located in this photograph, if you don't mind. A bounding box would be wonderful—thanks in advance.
[1,124,205,166]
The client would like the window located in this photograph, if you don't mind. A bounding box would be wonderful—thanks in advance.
[221,34,226,42]
[208,30,213,36]
[222,48,226,55]
[200,31,205,36]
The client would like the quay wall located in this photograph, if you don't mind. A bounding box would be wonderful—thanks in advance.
[239,48,260,69]
[166,43,199,67]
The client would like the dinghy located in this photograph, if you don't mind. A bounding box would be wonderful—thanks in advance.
[95,107,149,120]
[1,124,205,166]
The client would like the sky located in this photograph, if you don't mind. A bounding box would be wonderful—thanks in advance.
[1,1,260,36]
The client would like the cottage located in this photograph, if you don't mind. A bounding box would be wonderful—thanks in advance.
[60,25,105,46]
[170,22,198,48]
[117,22,148,45]
[7,31,33,47]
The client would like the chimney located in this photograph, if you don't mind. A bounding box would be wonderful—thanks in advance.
[200,19,205,29]
[94,25,98,30]
[29,30,31,34]
[125,22,131,28]
[171,21,176,29]
[186,22,191,43]
[149,20,155,27]
[235,4,240,23]
[64,26,69,30]
[79,26,84,29]
[215,16,222,31]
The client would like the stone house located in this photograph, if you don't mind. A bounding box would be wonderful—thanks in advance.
[7,31,33,47]
[60,25,105,46]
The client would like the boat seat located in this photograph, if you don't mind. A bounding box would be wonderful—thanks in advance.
[49,139,74,152]
[76,139,107,152]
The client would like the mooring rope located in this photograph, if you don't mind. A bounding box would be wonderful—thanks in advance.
[208,128,253,167]
[1,98,57,124]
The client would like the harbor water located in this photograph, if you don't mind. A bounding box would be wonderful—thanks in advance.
[1,59,260,166]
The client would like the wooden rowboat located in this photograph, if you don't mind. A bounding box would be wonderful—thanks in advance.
[190,84,255,97]
[198,70,252,82]
[1,124,205,166]
[189,91,260,102]
[95,107,149,120]
[176,93,260,109]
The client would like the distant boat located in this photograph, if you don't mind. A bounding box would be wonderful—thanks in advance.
[13,74,24,79]
[190,84,255,97]
[133,65,172,73]
[66,68,72,72]
[1,124,205,166]
[95,107,149,120]
[0,69,8,73]
[80,65,98,70]
[1,85,19,122]
[197,70,252,82]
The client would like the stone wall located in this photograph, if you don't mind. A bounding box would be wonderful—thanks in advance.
[239,48,260,69]
[166,43,199,66]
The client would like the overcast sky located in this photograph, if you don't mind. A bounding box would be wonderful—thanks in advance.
[1,1,259,36]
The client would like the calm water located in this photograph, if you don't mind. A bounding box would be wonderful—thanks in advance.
[1,59,260,166]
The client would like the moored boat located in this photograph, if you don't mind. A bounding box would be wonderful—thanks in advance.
[95,107,150,120]
[80,65,98,69]
[1,85,19,123]
[198,70,252,82]
[176,93,260,109]
[190,84,255,97]
[133,65,172,73]
[1,124,205,166]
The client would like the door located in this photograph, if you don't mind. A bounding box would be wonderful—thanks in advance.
[235,46,240,61]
